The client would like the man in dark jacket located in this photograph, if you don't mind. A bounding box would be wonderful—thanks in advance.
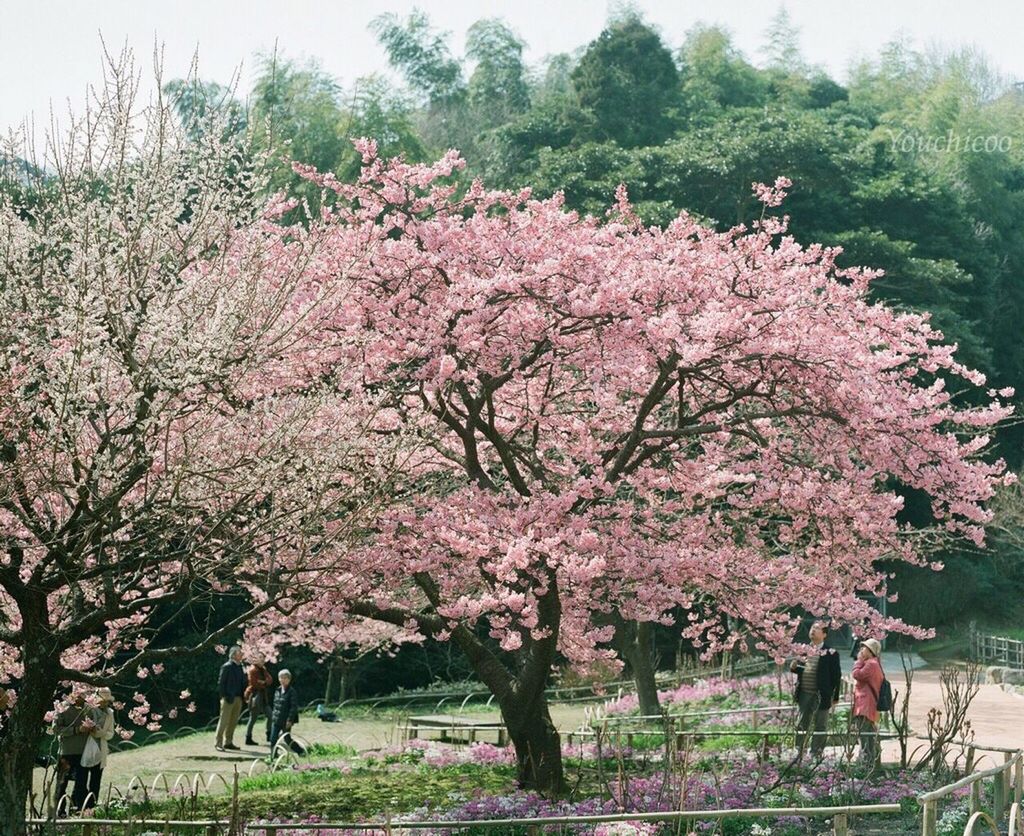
[215,645,246,751]
[269,669,299,752]
[790,621,842,759]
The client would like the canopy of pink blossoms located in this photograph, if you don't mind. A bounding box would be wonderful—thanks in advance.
[258,143,1013,667]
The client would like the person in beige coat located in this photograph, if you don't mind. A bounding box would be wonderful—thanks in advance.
[78,688,116,810]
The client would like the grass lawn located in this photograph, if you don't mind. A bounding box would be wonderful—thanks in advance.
[120,763,517,821]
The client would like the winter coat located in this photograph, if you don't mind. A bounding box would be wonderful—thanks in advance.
[245,665,273,702]
[792,646,842,706]
[852,656,884,724]
[54,704,90,756]
[271,685,299,730]
[218,660,246,701]
[89,707,116,768]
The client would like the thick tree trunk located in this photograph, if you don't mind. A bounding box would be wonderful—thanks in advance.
[625,621,661,716]
[611,618,661,716]
[359,571,569,797]
[0,663,59,836]
[500,689,566,796]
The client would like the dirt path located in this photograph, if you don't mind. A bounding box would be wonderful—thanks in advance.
[881,667,1022,767]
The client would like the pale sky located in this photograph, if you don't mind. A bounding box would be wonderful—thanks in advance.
[3,0,1024,137]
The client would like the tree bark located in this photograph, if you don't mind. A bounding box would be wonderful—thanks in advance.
[624,621,661,717]
[351,572,569,797]
[0,659,59,836]
[500,690,567,796]
[324,661,337,704]
[608,616,661,716]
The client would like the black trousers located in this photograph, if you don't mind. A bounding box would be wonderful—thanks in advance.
[246,691,272,742]
[77,764,104,809]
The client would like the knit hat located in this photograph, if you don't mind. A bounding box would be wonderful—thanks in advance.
[862,638,882,657]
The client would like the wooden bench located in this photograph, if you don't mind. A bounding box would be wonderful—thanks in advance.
[405,714,507,746]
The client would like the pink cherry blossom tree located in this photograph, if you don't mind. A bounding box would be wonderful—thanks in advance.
[0,58,399,831]
[279,151,1013,795]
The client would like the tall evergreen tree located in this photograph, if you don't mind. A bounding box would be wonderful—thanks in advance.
[571,14,680,147]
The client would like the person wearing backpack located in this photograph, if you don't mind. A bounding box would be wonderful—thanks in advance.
[852,638,885,769]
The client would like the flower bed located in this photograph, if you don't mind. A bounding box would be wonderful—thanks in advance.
[244,752,963,835]
[105,674,977,834]
[387,755,967,834]
[603,674,786,718]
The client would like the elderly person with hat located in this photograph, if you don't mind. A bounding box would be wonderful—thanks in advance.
[852,638,885,769]
[53,691,91,814]
[77,687,116,810]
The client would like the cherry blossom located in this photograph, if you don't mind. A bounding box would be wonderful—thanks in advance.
[267,140,1012,794]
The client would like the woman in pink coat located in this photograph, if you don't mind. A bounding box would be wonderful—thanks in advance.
[852,638,884,768]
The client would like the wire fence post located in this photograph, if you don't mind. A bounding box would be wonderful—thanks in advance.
[1006,753,1014,809]
[832,812,848,836]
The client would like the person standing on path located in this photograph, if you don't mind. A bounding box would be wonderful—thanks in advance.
[790,620,842,759]
[78,687,116,809]
[852,638,884,770]
[244,654,274,746]
[215,645,246,751]
[52,693,90,814]
[269,669,299,752]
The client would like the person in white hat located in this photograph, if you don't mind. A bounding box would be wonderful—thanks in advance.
[852,638,884,769]
[78,687,116,809]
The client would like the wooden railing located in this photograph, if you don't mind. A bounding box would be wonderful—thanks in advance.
[973,633,1024,669]
[25,820,224,834]
[919,750,1024,836]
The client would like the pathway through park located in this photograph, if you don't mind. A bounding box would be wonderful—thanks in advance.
[32,662,1024,805]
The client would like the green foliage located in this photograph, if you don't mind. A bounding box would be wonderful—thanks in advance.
[336,75,428,178]
[304,741,359,758]
[371,11,466,109]
[164,78,247,139]
[571,14,680,147]
[466,19,530,125]
[760,7,805,73]
[678,25,768,118]
[251,55,346,171]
